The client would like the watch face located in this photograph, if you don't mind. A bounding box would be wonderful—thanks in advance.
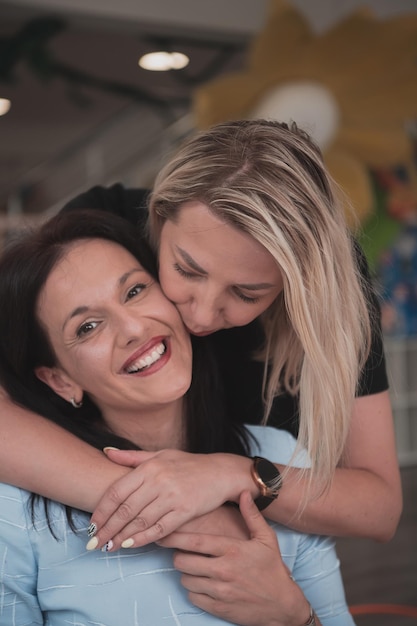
[255,457,283,496]
[251,457,283,510]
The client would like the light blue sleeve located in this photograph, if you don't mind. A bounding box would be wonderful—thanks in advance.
[247,426,355,626]
[246,424,310,467]
[291,533,355,626]
[0,484,44,625]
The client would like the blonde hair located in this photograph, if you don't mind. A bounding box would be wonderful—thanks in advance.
[149,119,372,493]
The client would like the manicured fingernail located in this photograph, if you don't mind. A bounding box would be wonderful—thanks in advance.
[103,446,120,454]
[101,540,114,552]
[86,537,99,551]
[121,538,134,548]
[87,522,97,538]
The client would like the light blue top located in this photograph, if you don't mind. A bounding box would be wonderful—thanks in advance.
[0,426,355,625]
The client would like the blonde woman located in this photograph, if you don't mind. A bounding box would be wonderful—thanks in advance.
[0,121,401,559]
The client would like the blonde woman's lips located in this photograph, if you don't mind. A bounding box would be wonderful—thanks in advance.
[184,326,215,337]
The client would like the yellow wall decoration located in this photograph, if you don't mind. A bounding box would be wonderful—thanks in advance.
[193,0,417,228]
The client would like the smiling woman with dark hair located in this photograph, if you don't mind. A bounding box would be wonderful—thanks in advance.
[0,209,355,625]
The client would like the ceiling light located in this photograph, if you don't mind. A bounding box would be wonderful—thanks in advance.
[138,51,189,72]
[0,98,11,116]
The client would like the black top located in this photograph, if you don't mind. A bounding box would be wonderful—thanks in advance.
[62,184,388,438]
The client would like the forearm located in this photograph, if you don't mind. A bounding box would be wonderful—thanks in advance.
[151,450,401,541]
[204,453,401,541]
[81,392,402,547]
[260,390,402,541]
[265,464,402,541]
[0,391,128,511]
[216,447,401,541]
[88,441,401,549]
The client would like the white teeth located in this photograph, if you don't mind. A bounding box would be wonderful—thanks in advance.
[125,342,166,373]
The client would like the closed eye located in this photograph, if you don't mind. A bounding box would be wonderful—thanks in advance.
[175,263,262,303]
[173,263,200,279]
[234,290,260,304]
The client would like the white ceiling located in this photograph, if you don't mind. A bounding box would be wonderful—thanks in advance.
[1,0,416,214]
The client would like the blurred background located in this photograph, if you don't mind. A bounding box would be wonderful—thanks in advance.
[0,0,416,619]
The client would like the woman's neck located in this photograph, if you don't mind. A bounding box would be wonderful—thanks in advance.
[101,399,186,451]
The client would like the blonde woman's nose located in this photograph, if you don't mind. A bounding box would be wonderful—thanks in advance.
[189,290,224,329]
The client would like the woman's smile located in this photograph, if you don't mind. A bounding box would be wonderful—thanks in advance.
[36,238,193,425]
[121,337,168,375]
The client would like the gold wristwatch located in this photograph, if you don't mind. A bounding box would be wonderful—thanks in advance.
[250,456,283,511]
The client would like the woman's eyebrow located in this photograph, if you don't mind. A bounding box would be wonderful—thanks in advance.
[176,246,275,291]
[236,282,277,291]
[62,267,146,330]
[176,246,208,274]
[118,267,145,287]
[62,305,89,331]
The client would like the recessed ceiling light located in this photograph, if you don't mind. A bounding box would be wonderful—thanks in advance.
[0,98,11,116]
[138,51,189,72]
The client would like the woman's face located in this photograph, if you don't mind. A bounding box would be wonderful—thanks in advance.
[36,239,192,416]
[158,202,284,336]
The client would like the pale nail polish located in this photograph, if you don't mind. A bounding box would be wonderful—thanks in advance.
[103,446,120,454]
[86,537,99,551]
[121,538,134,548]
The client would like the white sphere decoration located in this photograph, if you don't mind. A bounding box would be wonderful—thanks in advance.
[251,81,340,150]
[0,98,11,116]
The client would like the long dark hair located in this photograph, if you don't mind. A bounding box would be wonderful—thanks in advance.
[0,210,250,529]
